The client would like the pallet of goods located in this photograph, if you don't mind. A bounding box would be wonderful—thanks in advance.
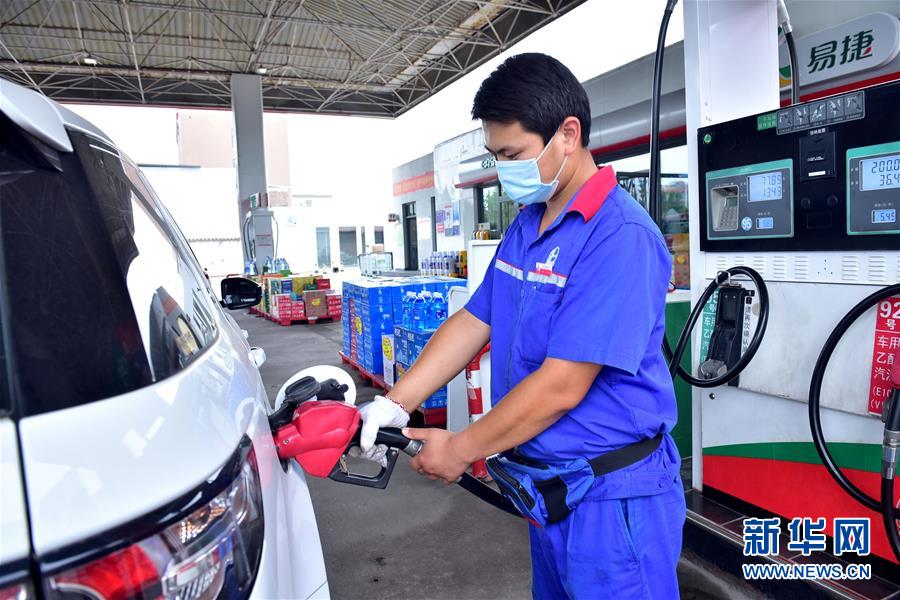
[249,274,341,326]
[340,276,464,425]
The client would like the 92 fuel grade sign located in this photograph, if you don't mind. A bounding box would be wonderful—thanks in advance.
[868,297,900,415]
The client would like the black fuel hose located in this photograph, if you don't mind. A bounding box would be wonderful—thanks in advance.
[665,267,769,388]
[648,0,678,225]
[808,283,900,513]
[647,0,769,388]
[882,387,900,562]
[882,477,900,563]
[785,30,801,105]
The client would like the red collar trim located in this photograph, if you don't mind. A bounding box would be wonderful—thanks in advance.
[566,165,617,222]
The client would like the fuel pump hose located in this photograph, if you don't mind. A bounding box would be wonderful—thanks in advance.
[882,389,900,563]
[807,282,900,561]
[646,0,769,388]
[665,266,769,388]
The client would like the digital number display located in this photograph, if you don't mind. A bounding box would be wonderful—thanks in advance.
[748,172,782,202]
[861,154,900,191]
[872,209,897,224]
[757,217,774,230]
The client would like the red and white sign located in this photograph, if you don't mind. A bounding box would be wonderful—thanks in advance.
[868,296,900,415]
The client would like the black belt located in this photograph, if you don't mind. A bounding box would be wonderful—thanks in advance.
[588,433,663,476]
[515,433,665,525]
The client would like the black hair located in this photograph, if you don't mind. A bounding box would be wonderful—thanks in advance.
[472,53,591,147]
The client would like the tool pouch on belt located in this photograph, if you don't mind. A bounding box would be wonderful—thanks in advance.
[485,434,663,527]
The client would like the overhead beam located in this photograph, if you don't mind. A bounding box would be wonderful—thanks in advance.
[118,0,145,102]
[1,58,411,92]
[69,0,488,45]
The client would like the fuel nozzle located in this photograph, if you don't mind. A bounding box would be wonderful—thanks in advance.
[880,349,900,480]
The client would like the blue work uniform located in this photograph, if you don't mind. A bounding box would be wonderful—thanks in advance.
[465,166,686,599]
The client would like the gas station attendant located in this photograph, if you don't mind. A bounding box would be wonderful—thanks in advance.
[358,53,686,598]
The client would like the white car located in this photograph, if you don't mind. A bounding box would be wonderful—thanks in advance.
[0,78,329,599]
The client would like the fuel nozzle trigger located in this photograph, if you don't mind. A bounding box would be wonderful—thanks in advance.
[328,447,401,489]
[327,427,422,489]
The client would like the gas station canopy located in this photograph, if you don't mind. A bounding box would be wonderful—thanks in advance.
[0,0,585,117]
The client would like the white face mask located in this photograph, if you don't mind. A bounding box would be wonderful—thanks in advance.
[495,133,568,206]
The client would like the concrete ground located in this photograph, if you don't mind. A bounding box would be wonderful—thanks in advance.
[236,311,767,600]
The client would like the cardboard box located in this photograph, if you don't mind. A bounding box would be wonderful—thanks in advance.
[316,278,331,290]
[303,290,329,318]
[272,293,292,319]
[292,276,316,294]
[382,334,395,387]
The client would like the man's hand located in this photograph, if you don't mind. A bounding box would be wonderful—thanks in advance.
[358,395,410,466]
[405,427,471,484]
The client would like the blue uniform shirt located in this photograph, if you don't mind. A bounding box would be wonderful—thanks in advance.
[466,166,680,499]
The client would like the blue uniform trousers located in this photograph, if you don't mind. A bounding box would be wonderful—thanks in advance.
[529,482,686,599]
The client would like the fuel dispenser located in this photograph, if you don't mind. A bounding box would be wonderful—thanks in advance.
[690,81,900,564]
[241,193,277,274]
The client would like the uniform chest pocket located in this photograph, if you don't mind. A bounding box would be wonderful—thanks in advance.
[515,283,564,365]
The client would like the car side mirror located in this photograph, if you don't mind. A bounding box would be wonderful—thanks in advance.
[221,277,262,310]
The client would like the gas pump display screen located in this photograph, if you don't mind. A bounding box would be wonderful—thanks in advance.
[748,172,782,201]
[860,154,900,191]
[847,142,900,235]
[872,209,896,224]
[705,159,793,240]
[698,81,900,251]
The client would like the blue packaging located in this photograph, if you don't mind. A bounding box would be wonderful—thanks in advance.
[422,386,448,409]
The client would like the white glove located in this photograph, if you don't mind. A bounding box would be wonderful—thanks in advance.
[357,395,410,467]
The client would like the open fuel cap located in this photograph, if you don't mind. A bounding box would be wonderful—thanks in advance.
[274,364,357,408]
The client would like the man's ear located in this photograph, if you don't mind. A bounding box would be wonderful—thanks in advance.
[560,116,582,154]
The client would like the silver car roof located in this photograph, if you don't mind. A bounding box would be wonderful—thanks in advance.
[0,77,113,152]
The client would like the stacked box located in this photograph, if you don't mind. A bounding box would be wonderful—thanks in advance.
[341,292,351,355]
[424,387,448,410]
[292,276,315,294]
[390,326,447,409]
[292,300,306,320]
[271,293,292,319]
[316,278,331,290]
[382,334,395,387]
[268,278,292,297]
[303,290,329,319]
[393,325,407,365]
[341,277,468,377]
[326,292,342,318]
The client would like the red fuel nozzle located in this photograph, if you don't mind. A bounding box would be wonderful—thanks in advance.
[273,400,360,478]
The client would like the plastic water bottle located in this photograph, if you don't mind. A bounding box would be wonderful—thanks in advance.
[420,291,434,330]
[412,293,426,331]
[432,292,447,326]
[402,291,416,329]
[264,256,274,273]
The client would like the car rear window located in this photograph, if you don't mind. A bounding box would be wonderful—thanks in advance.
[0,116,216,417]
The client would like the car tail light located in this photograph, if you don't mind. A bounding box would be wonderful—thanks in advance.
[43,442,264,600]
